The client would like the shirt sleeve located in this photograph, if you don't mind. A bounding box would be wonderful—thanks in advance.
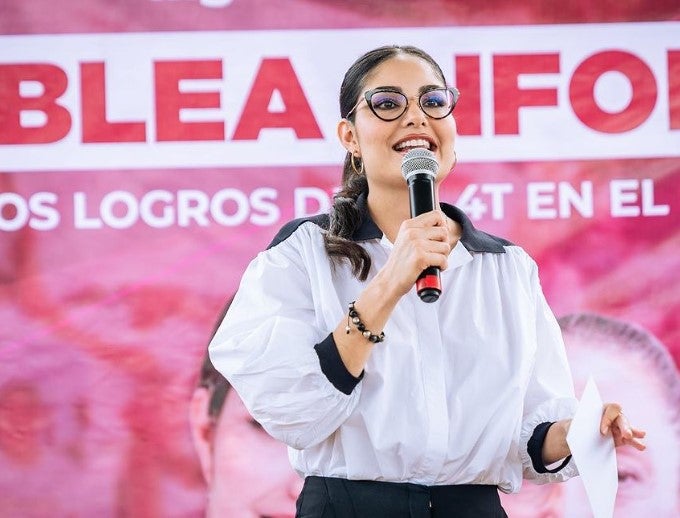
[519,257,579,483]
[208,224,361,450]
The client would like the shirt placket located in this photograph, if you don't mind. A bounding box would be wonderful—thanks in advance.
[411,295,449,484]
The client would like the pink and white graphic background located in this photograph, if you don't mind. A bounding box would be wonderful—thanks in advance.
[1,1,678,516]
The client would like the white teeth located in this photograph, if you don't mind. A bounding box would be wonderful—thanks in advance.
[395,139,431,151]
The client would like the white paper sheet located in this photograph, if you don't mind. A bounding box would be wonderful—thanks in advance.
[566,376,618,518]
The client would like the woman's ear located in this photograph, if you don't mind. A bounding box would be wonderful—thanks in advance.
[189,386,214,485]
[337,119,359,155]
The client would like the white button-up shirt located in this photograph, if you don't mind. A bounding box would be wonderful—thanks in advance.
[209,198,578,493]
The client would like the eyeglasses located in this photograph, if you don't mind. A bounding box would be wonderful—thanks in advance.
[345,86,460,121]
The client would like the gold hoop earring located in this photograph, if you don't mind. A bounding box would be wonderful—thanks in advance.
[351,154,364,175]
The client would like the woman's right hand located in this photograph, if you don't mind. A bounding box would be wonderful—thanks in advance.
[332,210,458,377]
[381,210,456,298]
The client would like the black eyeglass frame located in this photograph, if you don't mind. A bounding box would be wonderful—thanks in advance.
[345,86,460,121]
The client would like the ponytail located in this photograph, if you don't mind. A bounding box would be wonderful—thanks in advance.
[323,152,372,280]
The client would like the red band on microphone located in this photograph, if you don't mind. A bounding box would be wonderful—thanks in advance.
[416,275,441,292]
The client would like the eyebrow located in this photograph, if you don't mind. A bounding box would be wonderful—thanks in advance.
[370,84,445,94]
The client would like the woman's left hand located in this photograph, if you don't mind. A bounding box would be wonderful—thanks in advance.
[600,403,646,451]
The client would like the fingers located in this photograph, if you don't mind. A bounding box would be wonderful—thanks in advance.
[631,427,646,439]
[612,425,646,451]
[614,412,633,440]
[409,209,448,228]
[385,213,452,295]
[629,427,647,451]
[600,402,622,435]
[397,212,453,255]
[600,403,647,451]
[400,211,452,246]
[407,225,449,245]
[626,437,647,451]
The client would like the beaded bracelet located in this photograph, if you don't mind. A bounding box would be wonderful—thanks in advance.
[345,301,385,343]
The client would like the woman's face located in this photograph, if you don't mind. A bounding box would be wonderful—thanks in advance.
[345,53,457,195]
[207,389,302,518]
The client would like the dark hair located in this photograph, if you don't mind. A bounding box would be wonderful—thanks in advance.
[324,45,448,280]
[198,352,230,418]
[197,298,234,418]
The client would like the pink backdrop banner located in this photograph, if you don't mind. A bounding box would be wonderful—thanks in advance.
[1,2,679,517]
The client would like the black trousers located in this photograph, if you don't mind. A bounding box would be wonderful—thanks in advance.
[296,476,508,518]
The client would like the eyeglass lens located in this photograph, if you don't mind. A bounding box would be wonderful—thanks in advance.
[368,89,456,120]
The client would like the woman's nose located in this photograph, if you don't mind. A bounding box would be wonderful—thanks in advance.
[402,98,427,126]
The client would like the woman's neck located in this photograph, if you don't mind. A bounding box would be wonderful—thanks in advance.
[367,186,461,248]
[367,187,440,243]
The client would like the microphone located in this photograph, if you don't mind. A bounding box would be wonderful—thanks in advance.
[401,148,441,303]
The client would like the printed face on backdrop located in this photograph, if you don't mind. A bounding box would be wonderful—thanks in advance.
[0,164,338,516]
[339,54,458,193]
[501,315,680,517]
[0,307,131,516]
[562,325,679,517]
[191,383,302,518]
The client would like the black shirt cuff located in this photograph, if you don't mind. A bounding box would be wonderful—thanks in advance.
[527,421,572,474]
[314,333,363,395]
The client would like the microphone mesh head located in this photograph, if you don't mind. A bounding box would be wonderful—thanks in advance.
[401,148,438,181]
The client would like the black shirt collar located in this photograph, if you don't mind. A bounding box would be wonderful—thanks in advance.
[351,192,510,253]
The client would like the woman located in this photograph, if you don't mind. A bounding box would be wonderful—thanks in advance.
[209,45,645,517]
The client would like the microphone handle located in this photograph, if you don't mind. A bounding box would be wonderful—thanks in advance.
[408,174,441,303]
